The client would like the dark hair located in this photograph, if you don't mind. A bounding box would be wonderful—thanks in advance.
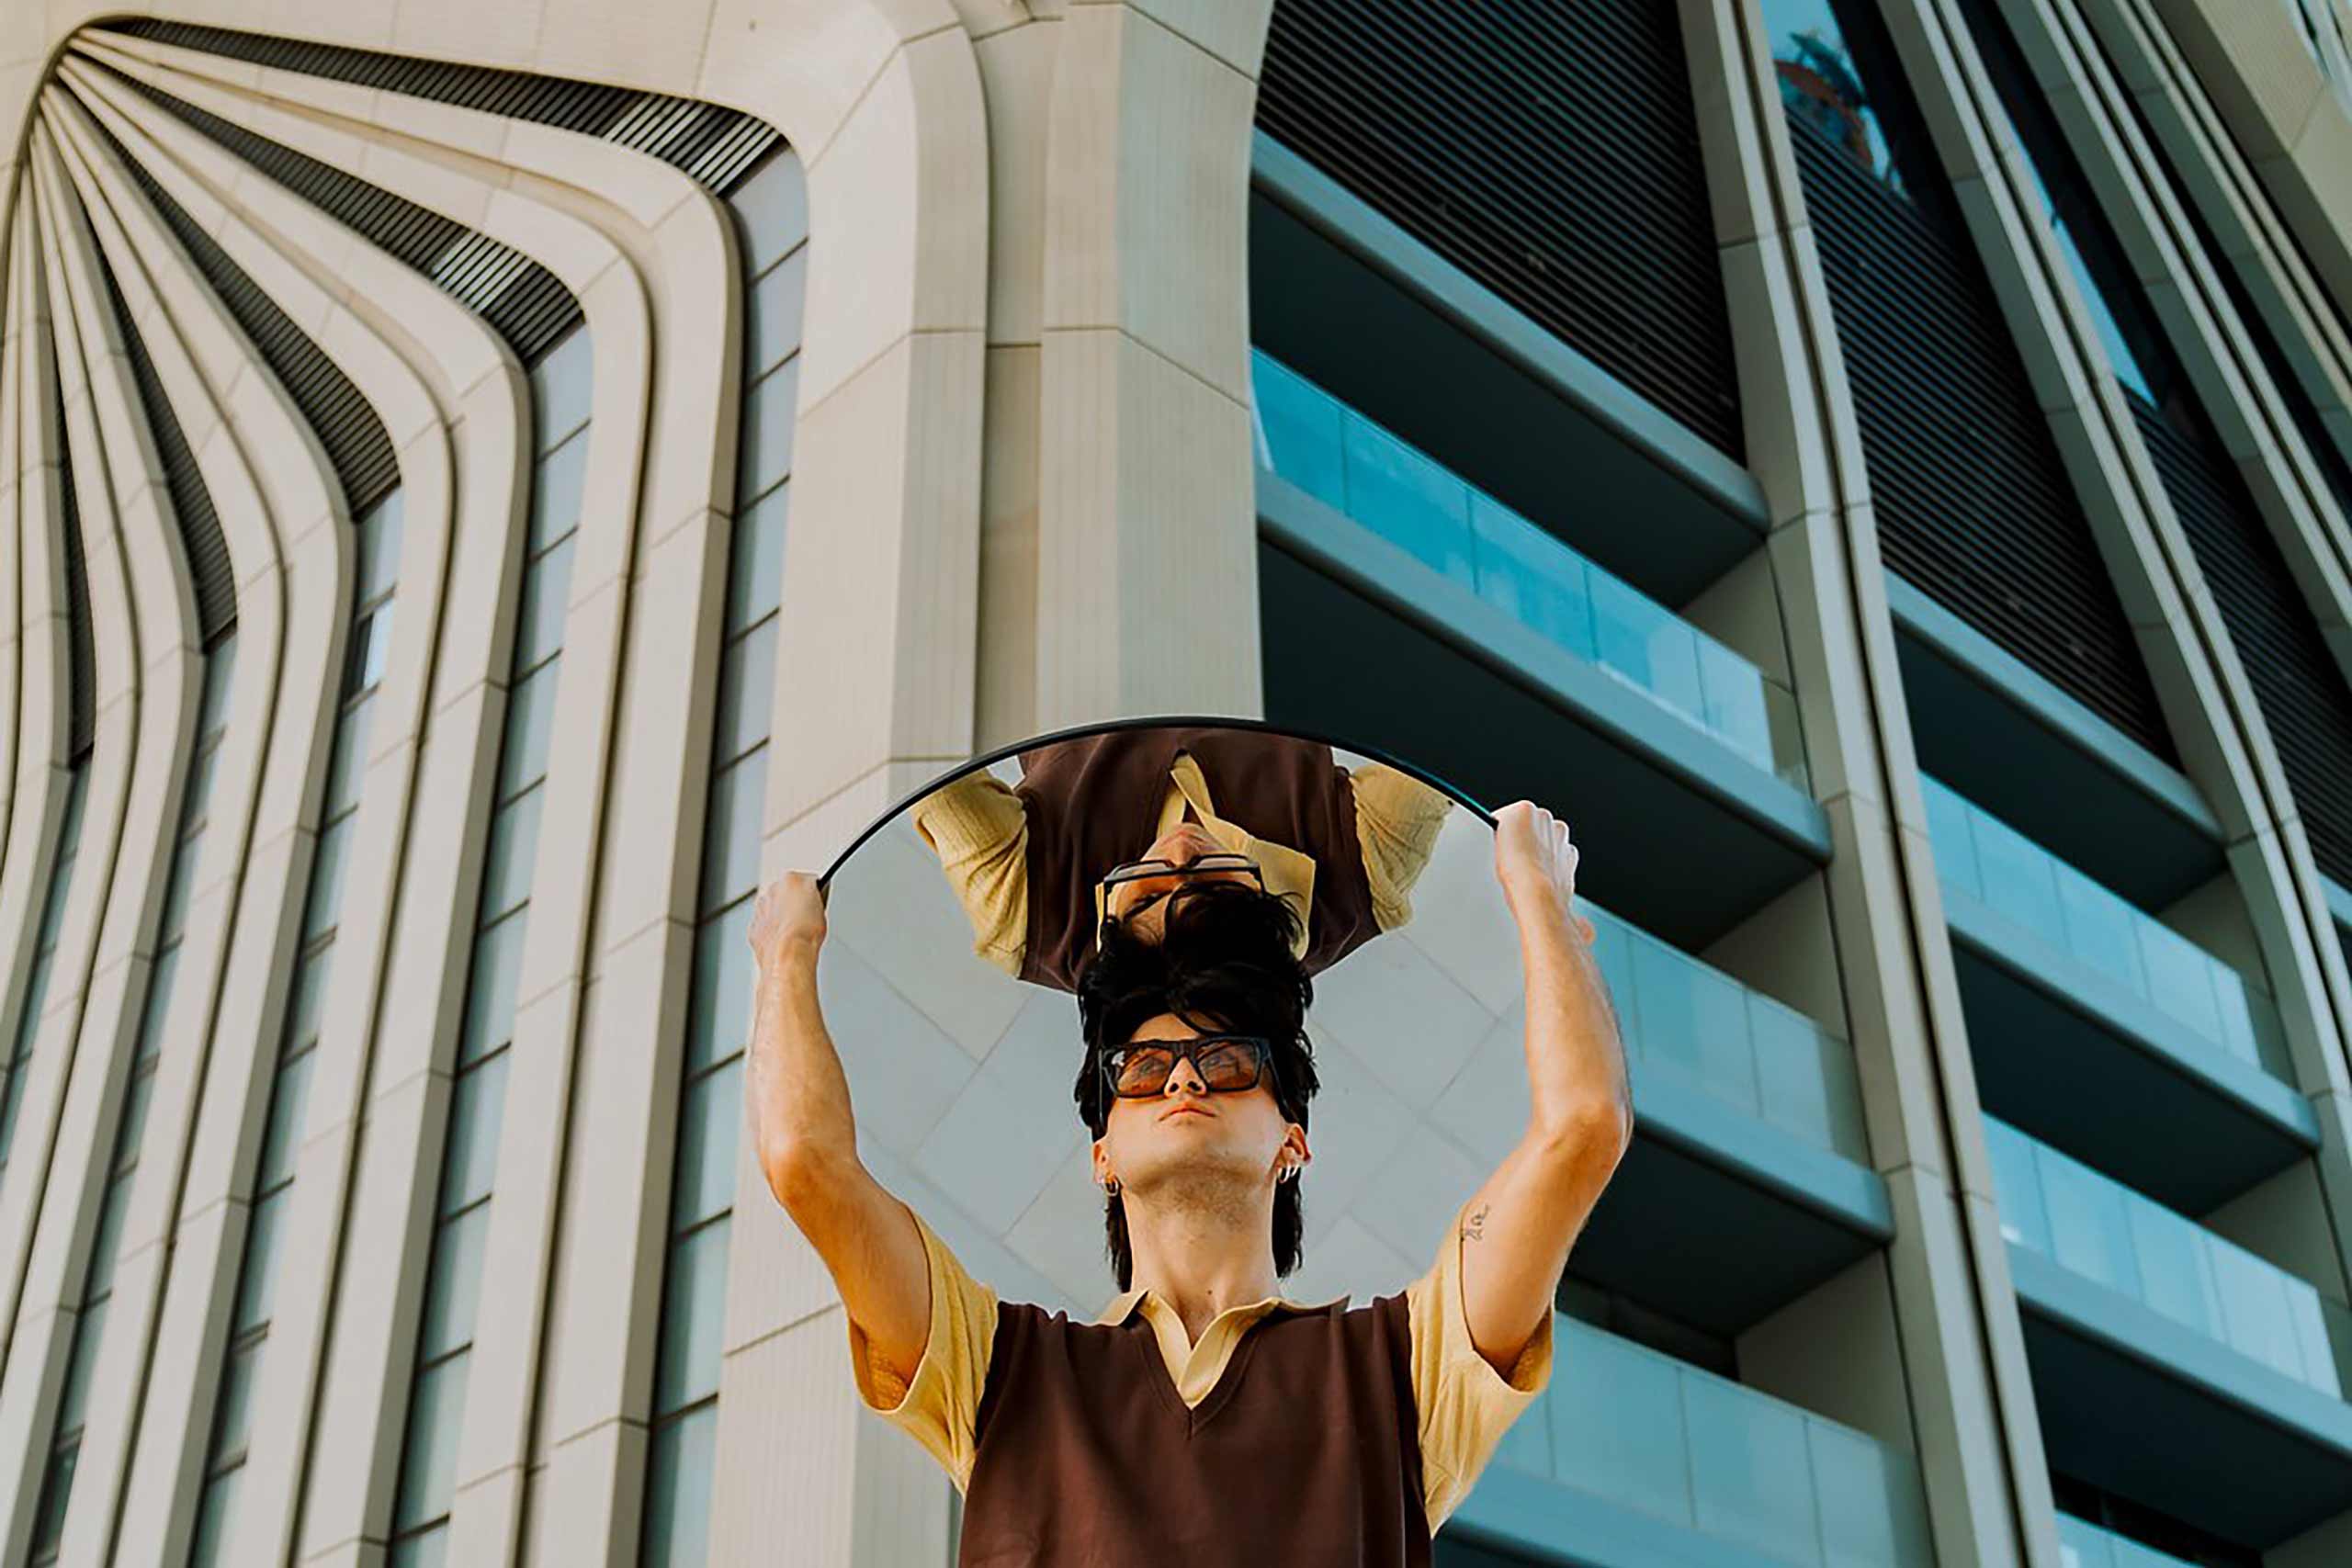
[1070,878,1321,1292]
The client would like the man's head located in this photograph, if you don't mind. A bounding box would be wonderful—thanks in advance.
[1098,822,1267,943]
[1072,879,1321,1291]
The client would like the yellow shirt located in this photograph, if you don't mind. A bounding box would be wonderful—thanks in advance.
[846,1193,1553,1535]
[911,755,1454,976]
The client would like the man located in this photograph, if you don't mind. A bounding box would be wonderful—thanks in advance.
[749,801,1631,1565]
[910,726,1457,989]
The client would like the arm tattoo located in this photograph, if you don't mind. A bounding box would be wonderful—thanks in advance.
[1464,1203,1489,1243]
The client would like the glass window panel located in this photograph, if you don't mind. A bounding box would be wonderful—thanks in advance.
[35,863,74,955]
[499,663,560,803]
[323,696,377,824]
[1761,0,1911,192]
[2137,920,2226,1046]
[689,902,755,1068]
[460,913,527,1066]
[30,1444,77,1558]
[642,1404,718,1568]
[85,1179,133,1300]
[188,1468,240,1568]
[1984,1119,2051,1253]
[179,744,220,839]
[2208,1243,2301,1379]
[736,359,799,505]
[1747,996,1839,1155]
[212,1337,263,1463]
[59,1300,107,1430]
[1468,497,1596,661]
[1696,637,1776,772]
[2039,1146,2138,1293]
[356,490,406,604]
[724,483,788,632]
[444,1050,512,1214]
[480,784,545,925]
[529,430,590,556]
[2052,870,2144,996]
[304,818,353,944]
[287,954,331,1052]
[700,753,767,914]
[1552,1324,1690,1522]
[673,1059,743,1232]
[390,1525,449,1568]
[198,643,238,735]
[512,536,576,679]
[395,1354,469,1531]
[1337,414,1474,584]
[234,1190,286,1333]
[1969,811,2067,950]
[1250,353,1347,504]
[420,1203,490,1361]
[115,1066,158,1183]
[1685,1372,1820,1562]
[729,153,808,276]
[1628,935,1758,1113]
[1590,572,1709,729]
[656,1218,731,1412]
[1918,777,1982,902]
[257,1049,316,1193]
[17,963,52,1041]
[747,249,808,378]
[2126,1200,2222,1341]
[530,329,594,454]
[344,606,394,699]
[56,769,88,850]
[713,621,777,766]
[138,946,183,1061]
[158,837,203,947]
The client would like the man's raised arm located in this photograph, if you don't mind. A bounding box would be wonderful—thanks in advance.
[1453,802,1635,1379]
[746,872,933,1393]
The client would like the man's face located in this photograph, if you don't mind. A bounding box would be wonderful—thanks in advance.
[1103,823,1260,943]
[1091,1012,1306,1199]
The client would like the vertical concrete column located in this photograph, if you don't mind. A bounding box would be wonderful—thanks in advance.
[703,5,989,1564]
[1032,0,1276,728]
[1688,1,2061,1561]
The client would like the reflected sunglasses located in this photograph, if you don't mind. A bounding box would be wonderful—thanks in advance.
[1098,853,1265,925]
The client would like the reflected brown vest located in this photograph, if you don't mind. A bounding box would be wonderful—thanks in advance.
[1013,728,1380,991]
[957,1292,1431,1567]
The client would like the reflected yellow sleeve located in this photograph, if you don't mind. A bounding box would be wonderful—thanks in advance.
[909,771,1028,976]
[1350,763,1455,931]
[844,1204,1001,1494]
[1404,1196,1555,1533]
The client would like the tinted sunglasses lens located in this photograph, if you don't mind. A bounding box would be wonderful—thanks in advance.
[1113,1046,1176,1095]
[1195,1040,1261,1089]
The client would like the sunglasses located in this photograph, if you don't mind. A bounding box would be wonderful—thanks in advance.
[1095,1034,1293,1120]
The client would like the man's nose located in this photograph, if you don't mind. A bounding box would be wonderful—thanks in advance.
[1164,1058,1208,1094]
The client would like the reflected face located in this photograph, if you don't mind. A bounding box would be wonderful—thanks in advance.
[1103,823,1261,942]
[1092,1013,1303,1199]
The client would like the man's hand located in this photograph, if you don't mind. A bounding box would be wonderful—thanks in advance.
[750,871,828,973]
[1493,801,1596,944]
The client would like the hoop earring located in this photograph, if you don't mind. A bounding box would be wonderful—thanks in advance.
[1102,1176,1121,1197]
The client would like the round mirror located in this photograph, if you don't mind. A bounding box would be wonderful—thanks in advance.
[807,718,1556,1316]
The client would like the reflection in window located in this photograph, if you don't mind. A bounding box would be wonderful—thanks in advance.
[1763,0,1906,194]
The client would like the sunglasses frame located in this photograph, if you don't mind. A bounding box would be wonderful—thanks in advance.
[1092,1033,1295,1125]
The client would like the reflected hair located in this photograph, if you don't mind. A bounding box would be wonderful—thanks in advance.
[1070,879,1321,1292]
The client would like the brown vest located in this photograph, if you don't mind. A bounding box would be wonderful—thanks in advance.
[958,1292,1431,1567]
[1013,728,1381,991]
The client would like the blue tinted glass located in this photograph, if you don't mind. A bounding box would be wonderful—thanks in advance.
[1760,0,1907,195]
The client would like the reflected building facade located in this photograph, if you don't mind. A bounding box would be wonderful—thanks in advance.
[0,2,2350,1566]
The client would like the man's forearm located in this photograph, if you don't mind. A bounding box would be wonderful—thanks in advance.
[1518,908,1633,1141]
[748,940,861,1186]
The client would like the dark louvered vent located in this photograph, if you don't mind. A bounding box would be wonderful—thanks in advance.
[103,67,580,366]
[1256,0,1743,457]
[108,21,779,197]
[96,115,401,518]
[1787,114,2177,761]
[48,358,96,762]
[97,259,234,642]
[2132,395,2352,884]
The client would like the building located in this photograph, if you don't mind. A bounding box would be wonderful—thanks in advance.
[0,1,2349,1564]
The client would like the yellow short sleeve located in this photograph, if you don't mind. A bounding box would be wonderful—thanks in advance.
[1403,1197,1555,1533]
[844,1204,1001,1493]
[1349,763,1454,931]
[909,770,1029,976]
